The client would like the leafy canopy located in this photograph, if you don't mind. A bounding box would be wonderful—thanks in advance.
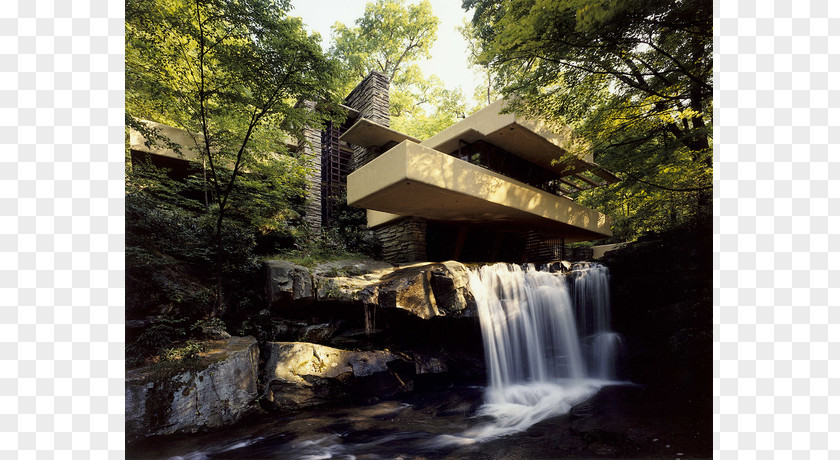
[330,0,439,89]
[329,0,469,139]
[127,0,342,308]
[127,0,341,155]
[464,0,712,239]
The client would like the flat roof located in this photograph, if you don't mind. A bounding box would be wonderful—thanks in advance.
[339,118,421,148]
[421,99,618,187]
[334,100,618,190]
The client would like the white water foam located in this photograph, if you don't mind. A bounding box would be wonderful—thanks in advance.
[437,262,621,444]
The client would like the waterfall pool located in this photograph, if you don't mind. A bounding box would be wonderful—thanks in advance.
[128,263,710,459]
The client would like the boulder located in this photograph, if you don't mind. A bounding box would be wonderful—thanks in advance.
[429,261,476,317]
[299,322,340,343]
[268,318,309,341]
[312,259,393,304]
[263,342,412,409]
[125,336,259,443]
[265,260,314,305]
[378,264,440,320]
[378,262,476,319]
[547,260,573,273]
[413,353,448,375]
[263,258,478,320]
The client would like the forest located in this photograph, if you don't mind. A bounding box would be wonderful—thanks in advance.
[126,0,711,394]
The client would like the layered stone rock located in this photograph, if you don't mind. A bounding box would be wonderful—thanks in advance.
[312,259,394,305]
[125,336,259,443]
[265,260,313,304]
[264,259,477,320]
[262,342,413,409]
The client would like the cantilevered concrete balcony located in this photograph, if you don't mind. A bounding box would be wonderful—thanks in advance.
[346,140,612,242]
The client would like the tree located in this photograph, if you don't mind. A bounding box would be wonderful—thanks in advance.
[458,20,502,107]
[329,0,470,139]
[330,0,439,92]
[389,70,470,139]
[126,0,341,311]
[464,0,712,239]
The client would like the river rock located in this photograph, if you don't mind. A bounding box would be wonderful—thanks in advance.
[265,260,314,304]
[263,342,412,409]
[299,322,340,343]
[377,264,440,319]
[125,336,259,443]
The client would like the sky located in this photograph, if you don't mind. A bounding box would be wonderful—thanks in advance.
[287,0,480,100]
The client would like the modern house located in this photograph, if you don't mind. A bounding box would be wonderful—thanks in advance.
[129,71,617,264]
[316,72,617,263]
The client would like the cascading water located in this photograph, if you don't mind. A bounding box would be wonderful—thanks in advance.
[134,261,627,459]
[570,262,623,380]
[442,262,622,444]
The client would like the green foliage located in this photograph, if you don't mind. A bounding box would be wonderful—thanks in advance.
[266,195,376,266]
[134,319,188,351]
[127,0,343,307]
[161,340,207,362]
[330,0,439,91]
[465,0,712,240]
[330,0,470,139]
[191,318,229,339]
[458,19,503,108]
[271,241,369,269]
[390,73,470,139]
[127,317,190,367]
[325,192,383,259]
[126,165,261,268]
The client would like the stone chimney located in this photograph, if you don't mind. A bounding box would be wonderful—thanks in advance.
[344,71,390,172]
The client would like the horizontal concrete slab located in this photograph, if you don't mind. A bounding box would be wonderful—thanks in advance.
[340,118,420,148]
[421,99,617,185]
[130,120,202,162]
[130,120,298,162]
[347,141,612,242]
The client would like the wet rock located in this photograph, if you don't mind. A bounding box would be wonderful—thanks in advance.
[262,342,411,409]
[265,260,313,305]
[268,318,308,341]
[413,353,448,374]
[125,336,259,443]
[547,260,572,273]
[299,322,339,343]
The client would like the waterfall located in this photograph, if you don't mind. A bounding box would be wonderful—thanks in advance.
[570,262,622,380]
[442,262,622,444]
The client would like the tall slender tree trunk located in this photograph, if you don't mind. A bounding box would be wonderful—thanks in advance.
[214,208,225,315]
[203,157,210,212]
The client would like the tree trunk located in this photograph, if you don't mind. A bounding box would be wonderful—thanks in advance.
[214,209,225,316]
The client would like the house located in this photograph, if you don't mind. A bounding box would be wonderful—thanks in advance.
[313,72,617,263]
[129,71,617,264]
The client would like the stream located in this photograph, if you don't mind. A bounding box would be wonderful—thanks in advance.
[128,263,711,459]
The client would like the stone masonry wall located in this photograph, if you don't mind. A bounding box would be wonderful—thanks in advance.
[298,102,322,232]
[344,71,390,171]
[344,72,428,263]
[374,217,427,264]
